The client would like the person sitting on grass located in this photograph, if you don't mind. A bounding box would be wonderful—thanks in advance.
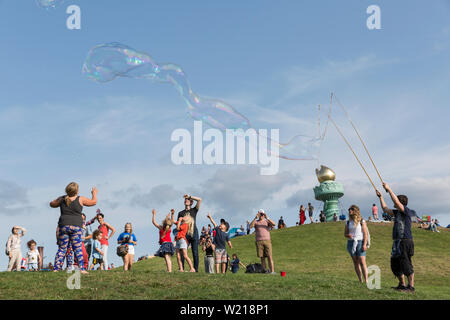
[207,212,232,274]
[26,240,41,272]
[230,253,246,273]
[175,215,196,272]
[152,209,176,272]
[89,229,104,271]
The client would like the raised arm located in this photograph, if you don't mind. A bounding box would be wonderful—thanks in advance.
[170,209,175,224]
[85,217,96,226]
[152,209,162,230]
[50,196,63,208]
[80,187,98,207]
[176,217,183,231]
[207,212,217,228]
[19,227,27,237]
[249,213,259,229]
[266,216,276,228]
[190,195,202,210]
[376,190,394,216]
[383,183,404,213]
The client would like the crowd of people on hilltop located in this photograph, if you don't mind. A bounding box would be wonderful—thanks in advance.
[4,180,445,294]
[5,182,278,275]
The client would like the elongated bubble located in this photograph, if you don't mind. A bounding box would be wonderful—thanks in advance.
[82,42,320,159]
[36,0,64,9]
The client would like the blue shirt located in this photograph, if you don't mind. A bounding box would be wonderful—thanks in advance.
[213,227,229,250]
[392,206,416,240]
[117,232,137,246]
[231,258,240,273]
[92,239,102,259]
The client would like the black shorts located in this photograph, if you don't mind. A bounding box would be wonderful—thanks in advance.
[92,257,103,265]
[391,239,414,277]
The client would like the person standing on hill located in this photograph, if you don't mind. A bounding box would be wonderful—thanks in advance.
[177,194,202,272]
[344,205,369,284]
[6,226,26,272]
[372,204,379,221]
[308,203,314,224]
[250,209,276,274]
[88,210,116,271]
[207,213,232,274]
[50,182,97,274]
[299,205,306,225]
[117,223,137,271]
[376,182,417,292]
[152,209,176,272]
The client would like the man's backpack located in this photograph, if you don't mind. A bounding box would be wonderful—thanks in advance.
[245,263,269,274]
[347,220,371,248]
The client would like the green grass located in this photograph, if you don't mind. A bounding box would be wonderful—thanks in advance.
[1,221,449,300]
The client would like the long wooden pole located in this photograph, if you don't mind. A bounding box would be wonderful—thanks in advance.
[333,94,384,184]
[329,116,377,191]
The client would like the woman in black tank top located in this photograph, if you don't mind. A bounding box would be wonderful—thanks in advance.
[50,182,98,274]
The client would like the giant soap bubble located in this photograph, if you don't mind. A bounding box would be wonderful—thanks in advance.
[36,0,64,9]
[82,42,321,160]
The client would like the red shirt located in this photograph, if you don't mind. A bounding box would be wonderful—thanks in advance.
[159,228,172,244]
[98,224,109,246]
[175,223,188,242]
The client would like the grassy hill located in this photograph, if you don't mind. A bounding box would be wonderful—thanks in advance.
[0,221,449,300]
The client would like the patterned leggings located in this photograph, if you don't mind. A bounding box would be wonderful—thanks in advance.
[54,225,85,271]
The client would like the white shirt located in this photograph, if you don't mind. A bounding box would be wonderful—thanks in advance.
[348,220,364,241]
[27,249,40,263]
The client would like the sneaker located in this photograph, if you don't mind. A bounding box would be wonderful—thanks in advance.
[392,284,407,291]
[406,285,415,293]
[270,272,277,275]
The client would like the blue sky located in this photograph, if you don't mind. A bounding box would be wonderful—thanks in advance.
[1,0,450,270]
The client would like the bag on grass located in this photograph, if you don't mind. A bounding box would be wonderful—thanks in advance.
[245,263,268,274]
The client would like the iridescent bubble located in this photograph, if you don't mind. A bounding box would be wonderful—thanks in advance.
[82,42,321,160]
[82,43,251,131]
[36,0,64,9]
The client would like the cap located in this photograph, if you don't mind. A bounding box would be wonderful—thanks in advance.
[258,209,265,214]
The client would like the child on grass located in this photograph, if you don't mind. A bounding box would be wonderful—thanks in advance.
[89,229,104,271]
[6,226,26,272]
[207,213,232,274]
[175,215,195,272]
[152,209,176,272]
[26,240,41,271]
[230,253,246,273]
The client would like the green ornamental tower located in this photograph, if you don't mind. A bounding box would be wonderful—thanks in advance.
[313,165,344,222]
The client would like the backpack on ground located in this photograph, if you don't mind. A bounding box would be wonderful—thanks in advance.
[245,263,269,274]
